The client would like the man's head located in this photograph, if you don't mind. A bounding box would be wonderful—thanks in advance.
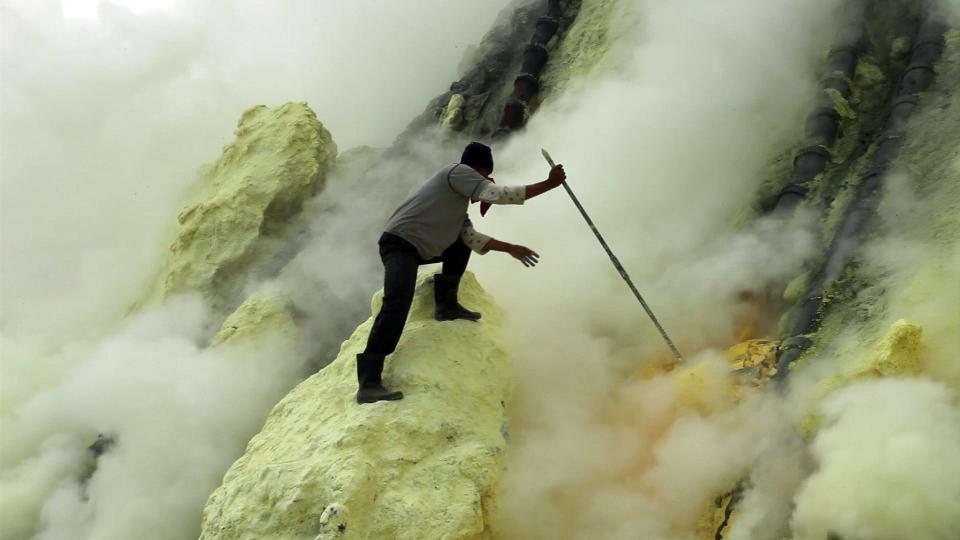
[460,141,493,177]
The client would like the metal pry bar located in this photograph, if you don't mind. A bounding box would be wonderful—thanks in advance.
[541,148,686,363]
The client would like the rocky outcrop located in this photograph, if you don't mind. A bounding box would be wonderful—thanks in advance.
[141,102,337,311]
[847,319,923,378]
[538,0,618,99]
[199,271,511,540]
[211,291,299,347]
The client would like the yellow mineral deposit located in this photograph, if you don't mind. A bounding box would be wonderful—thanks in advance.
[211,292,299,347]
[851,319,924,377]
[782,271,810,304]
[440,93,466,131]
[199,271,511,540]
[724,338,780,383]
[538,0,619,98]
[695,491,736,540]
[140,102,337,309]
[821,319,924,393]
[671,356,738,415]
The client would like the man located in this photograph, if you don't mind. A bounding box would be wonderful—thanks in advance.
[356,142,566,403]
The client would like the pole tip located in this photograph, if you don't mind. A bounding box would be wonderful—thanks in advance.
[541,148,555,166]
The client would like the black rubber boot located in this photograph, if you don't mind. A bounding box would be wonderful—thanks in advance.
[433,274,481,321]
[356,353,403,404]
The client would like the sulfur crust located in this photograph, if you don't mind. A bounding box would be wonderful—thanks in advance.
[849,319,924,377]
[212,292,298,346]
[199,271,511,540]
[539,0,621,100]
[140,102,337,309]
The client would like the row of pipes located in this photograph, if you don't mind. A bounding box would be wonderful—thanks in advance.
[774,3,946,380]
[715,2,947,537]
[495,0,565,135]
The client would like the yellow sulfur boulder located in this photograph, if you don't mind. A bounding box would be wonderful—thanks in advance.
[724,338,780,386]
[199,271,511,540]
[696,491,737,540]
[853,319,924,377]
[142,102,337,309]
[673,356,738,414]
[211,291,298,347]
[823,319,924,393]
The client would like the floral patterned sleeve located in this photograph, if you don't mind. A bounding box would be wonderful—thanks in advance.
[476,182,525,205]
[460,219,492,254]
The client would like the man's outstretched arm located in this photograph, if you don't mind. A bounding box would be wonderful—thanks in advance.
[460,222,539,267]
[475,164,567,205]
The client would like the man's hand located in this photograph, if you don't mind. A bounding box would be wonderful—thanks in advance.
[482,238,541,267]
[547,164,566,187]
[508,245,540,267]
[525,164,566,200]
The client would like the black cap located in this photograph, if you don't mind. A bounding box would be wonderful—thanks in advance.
[460,142,494,171]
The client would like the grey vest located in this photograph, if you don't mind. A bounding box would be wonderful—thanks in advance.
[384,163,487,259]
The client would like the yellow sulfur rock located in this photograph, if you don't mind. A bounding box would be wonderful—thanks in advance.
[211,292,298,346]
[825,88,856,120]
[802,321,923,447]
[539,0,619,98]
[782,272,809,304]
[199,271,511,540]
[825,320,924,392]
[142,102,337,309]
[673,357,737,414]
[440,94,466,131]
[696,492,736,540]
[855,319,924,377]
[724,338,780,387]
[724,339,778,371]
[796,411,822,441]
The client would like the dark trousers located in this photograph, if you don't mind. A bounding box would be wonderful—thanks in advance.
[363,232,470,357]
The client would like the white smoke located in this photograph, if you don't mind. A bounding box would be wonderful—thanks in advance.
[791,378,960,540]
[1,297,306,540]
